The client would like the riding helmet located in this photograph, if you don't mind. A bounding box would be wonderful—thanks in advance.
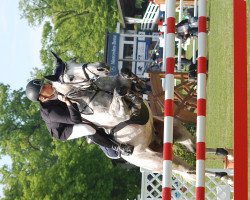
[25,79,44,102]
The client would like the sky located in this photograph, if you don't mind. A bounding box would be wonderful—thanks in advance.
[0,0,43,197]
[0,0,43,91]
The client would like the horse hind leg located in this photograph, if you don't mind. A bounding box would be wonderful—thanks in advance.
[173,119,196,153]
[206,148,228,156]
[121,149,164,173]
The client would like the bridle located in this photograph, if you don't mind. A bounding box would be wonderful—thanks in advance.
[60,63,100,86]
[59,63,113,115]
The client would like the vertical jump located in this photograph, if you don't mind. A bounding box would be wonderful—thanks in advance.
[162,0,176,199]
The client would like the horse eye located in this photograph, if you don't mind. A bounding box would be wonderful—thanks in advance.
[97,68,105,71]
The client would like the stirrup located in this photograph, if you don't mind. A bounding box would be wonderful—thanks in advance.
[112,144,134,156]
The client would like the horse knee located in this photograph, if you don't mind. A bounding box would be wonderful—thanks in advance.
[172,155,195,172]
[115,86,128,96]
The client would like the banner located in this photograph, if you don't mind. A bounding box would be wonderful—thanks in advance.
[106,33,120,75]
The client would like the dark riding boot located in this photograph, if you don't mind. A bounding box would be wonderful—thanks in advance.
[87,128,134,156]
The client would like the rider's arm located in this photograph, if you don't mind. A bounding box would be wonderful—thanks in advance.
[67,103,83,124]
[40,101,95,141]
[47,101,82,124]
[57,95,82,124]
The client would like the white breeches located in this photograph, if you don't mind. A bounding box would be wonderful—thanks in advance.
[67,124,96,140]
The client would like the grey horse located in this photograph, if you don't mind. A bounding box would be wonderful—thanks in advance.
[46,53,229,182]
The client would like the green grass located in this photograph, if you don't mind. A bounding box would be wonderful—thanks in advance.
[205,1,234,168]
[174,1,235,169]
[205,0,250,195]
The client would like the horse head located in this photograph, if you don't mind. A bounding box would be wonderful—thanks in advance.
[45,51,110,88]
[64,60,110,85]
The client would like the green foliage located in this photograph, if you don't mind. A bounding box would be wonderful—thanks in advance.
[0,85,141,199]
[19,0,119,66]
[0,1,141,199]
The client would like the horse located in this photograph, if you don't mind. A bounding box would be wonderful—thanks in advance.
[46,53,229,181]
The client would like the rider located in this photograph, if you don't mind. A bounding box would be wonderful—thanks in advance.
[25,79,134,159]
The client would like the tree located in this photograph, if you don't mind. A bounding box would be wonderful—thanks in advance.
[19,0,119,63]
[0,1,142,199]
[0,84,141,199]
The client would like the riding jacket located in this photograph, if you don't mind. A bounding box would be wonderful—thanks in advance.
[39,99,120,159]
[40,99,82,140]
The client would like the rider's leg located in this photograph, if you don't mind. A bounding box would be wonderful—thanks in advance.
[68,124,134,156]
[67,124,96,140]
[87,128,134,156]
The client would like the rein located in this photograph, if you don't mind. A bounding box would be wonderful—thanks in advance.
[64,82,113,115]
[58,62,113,114]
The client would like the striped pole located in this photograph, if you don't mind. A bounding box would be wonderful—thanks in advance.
[162,0,176,199]
[196,0,207,199]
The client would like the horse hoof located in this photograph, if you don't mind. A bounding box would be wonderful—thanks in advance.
[131,109,140,117]
[215,148,228,156]
[121,67,132,78]
[187,170,196,175]
[215,172,228,178]
[98,63,110,72]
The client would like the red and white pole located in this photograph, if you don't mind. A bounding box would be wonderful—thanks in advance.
[162,0,176,199]
[196,0,207,199]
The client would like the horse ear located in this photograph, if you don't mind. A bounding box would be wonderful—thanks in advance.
[51,51,63,63]
[44,75,59,82]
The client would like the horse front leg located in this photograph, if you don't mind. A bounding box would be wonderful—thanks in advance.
[108,87,131,121]
[120,67,149,93]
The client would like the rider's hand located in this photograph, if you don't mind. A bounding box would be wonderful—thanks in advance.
[58,94,70,106]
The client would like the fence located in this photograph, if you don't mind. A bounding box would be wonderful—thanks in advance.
[140,168,233,200]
